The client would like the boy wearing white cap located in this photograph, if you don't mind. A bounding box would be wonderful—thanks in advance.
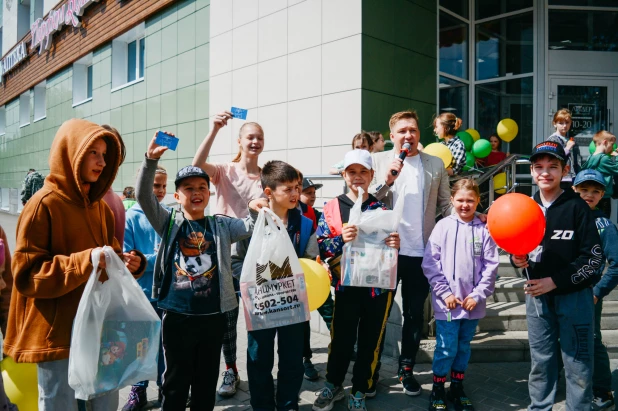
[313,150,400,411]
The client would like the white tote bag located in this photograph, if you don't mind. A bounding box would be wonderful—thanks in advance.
[340,188,404,289]
[240,208,310,331]
[68,246,161,400]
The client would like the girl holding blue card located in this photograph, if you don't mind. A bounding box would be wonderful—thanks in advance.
[192,110,266,398]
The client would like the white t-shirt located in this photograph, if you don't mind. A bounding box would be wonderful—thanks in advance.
[392,154,425,257]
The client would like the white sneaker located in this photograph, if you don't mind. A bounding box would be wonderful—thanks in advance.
[218,368,240,397]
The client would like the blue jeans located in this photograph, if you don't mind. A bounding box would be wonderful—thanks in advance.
[247,322,305,411]
[526,288,594,411]
[432,319,479,376]
[134,301,165,389]
[38,358,119,411]
[593,298,612,393]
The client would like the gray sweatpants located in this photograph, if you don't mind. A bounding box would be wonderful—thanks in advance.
[526,288,594,411]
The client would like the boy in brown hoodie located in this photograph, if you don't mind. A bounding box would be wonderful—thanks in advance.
[5,119,146,410]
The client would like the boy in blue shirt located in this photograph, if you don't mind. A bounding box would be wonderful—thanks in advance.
[136,134,264,410]
[572,169,618,411]
[513,142,603,410]
[232,160,318,411]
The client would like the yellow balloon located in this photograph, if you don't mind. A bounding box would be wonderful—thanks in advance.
[1,357,38,411]
[494,172,507,194]
[497,119,518,142]
[423,143,453,169]
[466,129,481,141]
[299,258,330,311]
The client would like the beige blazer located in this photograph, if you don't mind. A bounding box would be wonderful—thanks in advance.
[370,150,452,246]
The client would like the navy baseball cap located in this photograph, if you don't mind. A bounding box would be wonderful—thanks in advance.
[573,169,606,188]
[530,141,567,163]
[175,165,210,188]
[302,178,323,191]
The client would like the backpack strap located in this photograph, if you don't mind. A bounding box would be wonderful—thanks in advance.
[166,208,176,241]
[322,198,343,236]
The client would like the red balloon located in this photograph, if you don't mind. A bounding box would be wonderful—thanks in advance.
[487,193,546,255]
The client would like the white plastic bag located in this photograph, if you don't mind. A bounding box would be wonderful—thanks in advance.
[69,246,161,400]
[341,188,404,289]
[240,208,310,331]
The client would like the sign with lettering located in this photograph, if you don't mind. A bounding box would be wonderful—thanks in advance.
[0,42,28,83]
[31,0,100,55]
[568,103,597,137]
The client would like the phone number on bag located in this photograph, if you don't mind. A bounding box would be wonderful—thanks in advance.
[254,295,299,311]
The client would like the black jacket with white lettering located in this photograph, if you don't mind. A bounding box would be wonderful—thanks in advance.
[526,189,603,295]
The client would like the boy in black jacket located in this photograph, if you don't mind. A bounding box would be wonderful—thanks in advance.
[513,141,603,410]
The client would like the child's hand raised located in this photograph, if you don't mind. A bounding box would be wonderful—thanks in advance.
[249,198,269,211]
[342,225,358,243]
[385,232,400,249]
[444,294,462,310]
[462,296,477,311]
[147,132,173,159]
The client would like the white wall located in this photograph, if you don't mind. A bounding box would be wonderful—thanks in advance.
[2,0,17,56]
[43,0,61,16]
[209,0,363,199]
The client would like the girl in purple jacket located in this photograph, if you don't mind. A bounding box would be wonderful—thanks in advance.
[422,179,499,411]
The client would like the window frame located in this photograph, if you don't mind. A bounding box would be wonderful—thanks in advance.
[72,53,94,107]
[19,91,30,128]
[111,23,146,92]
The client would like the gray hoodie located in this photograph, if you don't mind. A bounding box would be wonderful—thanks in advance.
[136,157,257,314]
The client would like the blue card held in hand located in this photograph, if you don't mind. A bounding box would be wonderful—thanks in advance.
[155,131,179,151]
[231,107,248,120]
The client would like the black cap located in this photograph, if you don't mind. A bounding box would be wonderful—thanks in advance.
[175,166,210,188]
[530,141,567,163]
[302,178,323,191]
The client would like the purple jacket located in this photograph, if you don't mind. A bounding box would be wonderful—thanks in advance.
[422,215,499,320]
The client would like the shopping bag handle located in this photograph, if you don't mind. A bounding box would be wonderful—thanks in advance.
[90,246,126,282]
[261,207,285,232]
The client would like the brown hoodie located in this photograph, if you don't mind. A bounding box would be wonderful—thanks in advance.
[0,225,13,336]
[5,119,145,363]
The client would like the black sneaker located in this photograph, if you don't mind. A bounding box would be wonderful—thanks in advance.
[304,358,320,381]
[365,384,377,399]
[447,382,474,411]
[429,384,448,411]
[398,365,421,396]
[121,386,147,411]
[592,390,615,410]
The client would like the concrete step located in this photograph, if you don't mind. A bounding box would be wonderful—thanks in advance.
[489,277,526,303]
[479,301,618,332]
[416,330,618,363]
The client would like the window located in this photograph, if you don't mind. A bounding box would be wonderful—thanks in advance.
[475,0,532,20]
[439,76,468,122]
[549,10,618,52]
[19,91,30,127]
[476,12,534,80]
[440,0,468,19]
[73,53,94,106]
[440,11,469,80]
[549,0,617,5]
[112,23,146,90]
[17,0,29,39]
[33,0,44,22]
[33,81,46,121]
[0,107,5,135]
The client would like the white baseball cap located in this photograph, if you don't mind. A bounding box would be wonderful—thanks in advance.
[343,149,373,170]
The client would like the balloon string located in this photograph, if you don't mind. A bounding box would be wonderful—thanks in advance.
[524,267,540,318]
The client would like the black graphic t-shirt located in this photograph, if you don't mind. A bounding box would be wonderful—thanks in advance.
[158,217,220,315]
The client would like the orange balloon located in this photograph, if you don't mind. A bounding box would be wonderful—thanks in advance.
[487,193,546,255]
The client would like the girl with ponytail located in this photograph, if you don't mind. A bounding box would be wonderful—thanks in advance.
[434,113,467,176]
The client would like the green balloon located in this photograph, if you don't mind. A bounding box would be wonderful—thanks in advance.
[456,131,474,151]
[463,152,476,171]
[472,139,492,158]
[589,141,617,154]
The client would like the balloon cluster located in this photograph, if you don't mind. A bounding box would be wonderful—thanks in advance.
[456,128,490,171]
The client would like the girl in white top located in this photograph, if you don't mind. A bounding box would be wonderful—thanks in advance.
[192,111,265,398]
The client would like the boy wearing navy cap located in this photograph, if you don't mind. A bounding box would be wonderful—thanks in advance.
[573,169,618,410]
[512,142,603,410]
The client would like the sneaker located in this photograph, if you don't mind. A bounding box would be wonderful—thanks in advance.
[429,384,448,411]
[447,382,474,411]
[312,384,346,411]
[218,368,240,398]
[304,358,320,381]
[398,365,422,396]
[121,386,147,411]
[592,391,615,410]
[365,384,377,399]
[348,392,367,410]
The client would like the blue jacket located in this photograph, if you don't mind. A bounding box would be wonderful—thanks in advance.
[124,203,168,301]
[592,209,618,300]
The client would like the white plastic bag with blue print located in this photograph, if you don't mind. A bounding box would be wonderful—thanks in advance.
[341,187,404,289]
[68,246,161,400]
[240,208,311,331]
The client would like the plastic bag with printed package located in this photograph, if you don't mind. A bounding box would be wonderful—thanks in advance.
[68,246,161,400]
[341,187,404,289]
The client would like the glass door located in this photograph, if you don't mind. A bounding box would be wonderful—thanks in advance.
[549,78,613,149]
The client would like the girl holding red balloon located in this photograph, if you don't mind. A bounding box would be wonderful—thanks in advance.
[499,142,603,410]
[422,179,499,411]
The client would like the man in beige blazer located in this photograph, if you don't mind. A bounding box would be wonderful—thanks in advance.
[369,110,452,397]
